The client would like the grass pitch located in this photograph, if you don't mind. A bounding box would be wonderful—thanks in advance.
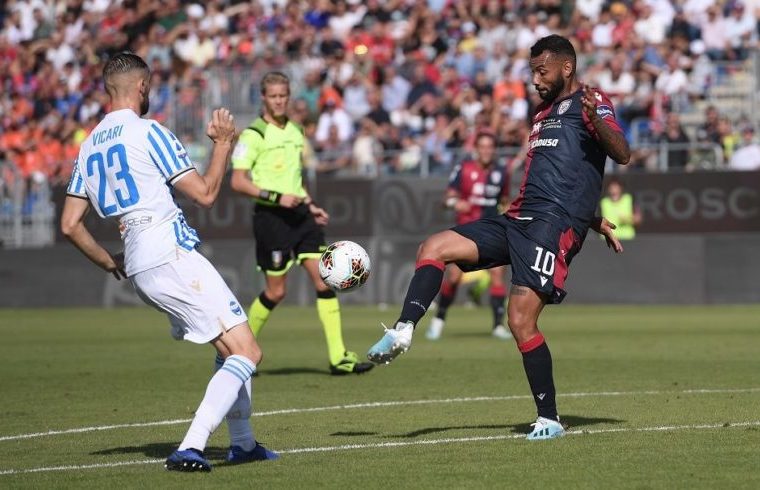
[1,305,759,488]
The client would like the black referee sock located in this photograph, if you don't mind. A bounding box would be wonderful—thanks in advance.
[398,259,445,327]
[519,333,558,421]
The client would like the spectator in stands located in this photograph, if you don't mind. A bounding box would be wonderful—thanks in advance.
[718,117,740,161]
[316,124,352,175]
[724,3,756,60]
[600,178,642,240]
[352,118,383,176]
[658,112,692,170]
[729,126,760,171]
[700,5,729,60]
[342,73,371,121]
[315,99,353,145]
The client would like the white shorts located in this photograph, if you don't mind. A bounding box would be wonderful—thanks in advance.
[130,248,248,344]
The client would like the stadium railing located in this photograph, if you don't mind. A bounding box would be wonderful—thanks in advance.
[0,161,55,249]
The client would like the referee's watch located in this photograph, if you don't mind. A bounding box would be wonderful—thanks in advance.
[259,190,281,204]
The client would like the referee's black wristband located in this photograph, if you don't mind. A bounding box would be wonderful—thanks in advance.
[259,190,281,204]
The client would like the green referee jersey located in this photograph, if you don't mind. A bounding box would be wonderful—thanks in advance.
[231,117,306,204]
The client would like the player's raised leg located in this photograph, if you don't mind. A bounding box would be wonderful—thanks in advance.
[302,257,374,375]
[368,230,479,363]
[507,286,564,440]
[426,266,463,340]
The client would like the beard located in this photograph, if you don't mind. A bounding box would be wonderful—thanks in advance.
[538,76,565,102]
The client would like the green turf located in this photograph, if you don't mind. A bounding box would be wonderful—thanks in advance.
[1,305,759,488]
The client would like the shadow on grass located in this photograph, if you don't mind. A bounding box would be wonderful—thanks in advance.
[330,431,379,436]
[258,366,327,376]
[92,443,228,460]
[388,424,509,438]
[507,415,624,434]
[389,416,624,439]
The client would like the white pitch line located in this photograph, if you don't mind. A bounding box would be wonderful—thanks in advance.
[1,387,759,443]
[1,421,759,476]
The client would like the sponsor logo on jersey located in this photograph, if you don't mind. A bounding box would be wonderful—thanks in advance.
[557,99,572,115]
[229,300,243,316]
[597,105,614,119]
[120,215,153,230]
[530,138,559,149]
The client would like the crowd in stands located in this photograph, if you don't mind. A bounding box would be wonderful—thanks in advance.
[3,0,760,193]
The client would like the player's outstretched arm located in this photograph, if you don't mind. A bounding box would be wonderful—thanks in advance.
[581,86,631,166]
[174,108,236,208]
[60,196,126,279]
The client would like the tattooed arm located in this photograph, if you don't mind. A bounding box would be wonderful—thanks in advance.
[581,85,631,166]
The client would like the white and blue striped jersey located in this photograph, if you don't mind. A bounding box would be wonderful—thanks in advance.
[67,109,200,276]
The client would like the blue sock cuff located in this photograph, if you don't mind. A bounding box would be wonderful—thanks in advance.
[221,355,256,382]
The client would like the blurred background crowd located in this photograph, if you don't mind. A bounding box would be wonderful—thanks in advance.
[2,0,760,191]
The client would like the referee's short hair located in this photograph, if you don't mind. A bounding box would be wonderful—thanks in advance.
[261,72,290,95]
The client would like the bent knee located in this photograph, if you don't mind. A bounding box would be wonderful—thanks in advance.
[265,285,287,303]
[507,309,536,333]
[417,234,449,261]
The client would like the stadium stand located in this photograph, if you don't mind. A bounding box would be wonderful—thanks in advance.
[1,0,759,246]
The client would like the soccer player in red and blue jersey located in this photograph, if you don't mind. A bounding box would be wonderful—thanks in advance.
[425,132,512,341]
[368,35,629,440]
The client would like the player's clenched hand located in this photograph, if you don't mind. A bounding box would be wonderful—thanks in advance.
[310,203,329,226]
[107,251,127,280]
[592,217,624,253]
[206,108,236,144]
[279,194,302,208]
[581,85,599,121]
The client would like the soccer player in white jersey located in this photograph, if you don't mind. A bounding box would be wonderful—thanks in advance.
[61,53,277,472]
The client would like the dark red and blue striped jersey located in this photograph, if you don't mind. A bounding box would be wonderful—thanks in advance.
[507,87,623,237]
[448,160,510,225]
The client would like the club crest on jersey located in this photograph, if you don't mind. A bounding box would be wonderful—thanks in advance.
[557,99,572,115]
[490,171,502,184]
[531,122,541,135]
[271,250,283,268]
[229,300,243,316]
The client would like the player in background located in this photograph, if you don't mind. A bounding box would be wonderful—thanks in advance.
[368,35,629,440]
[230,72,374,376]
[426,132,512,341]
[60,53,277,472]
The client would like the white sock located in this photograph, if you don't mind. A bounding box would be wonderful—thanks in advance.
[178,355,256,451]
[214,354,256,451]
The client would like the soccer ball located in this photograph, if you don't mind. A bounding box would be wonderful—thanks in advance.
[319,241,371,292]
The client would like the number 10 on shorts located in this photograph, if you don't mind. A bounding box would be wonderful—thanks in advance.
[531,246,556,276]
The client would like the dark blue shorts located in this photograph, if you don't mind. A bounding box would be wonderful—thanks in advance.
[451,215,581,304]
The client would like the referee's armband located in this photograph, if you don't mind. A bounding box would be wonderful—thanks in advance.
[259,189,282,204]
